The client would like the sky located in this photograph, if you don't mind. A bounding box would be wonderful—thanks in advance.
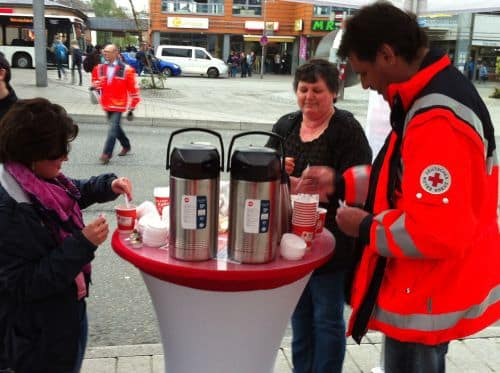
[115,0,149,13]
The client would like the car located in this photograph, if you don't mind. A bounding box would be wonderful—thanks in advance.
[120,52,182,77]
[155,45,228,78]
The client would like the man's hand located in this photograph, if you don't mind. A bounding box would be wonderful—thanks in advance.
[82,215,109,246]
[126,110,134,121]
[335,206,370,237]
[297,166,335,202]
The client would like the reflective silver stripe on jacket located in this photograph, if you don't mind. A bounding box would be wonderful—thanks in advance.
[373,284,500,332]
[487,150,498,175]
[351,165,370,205]
[404,93,488,160]
[375,212,422,258]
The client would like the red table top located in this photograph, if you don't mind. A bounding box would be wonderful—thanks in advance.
[112,230,334,291]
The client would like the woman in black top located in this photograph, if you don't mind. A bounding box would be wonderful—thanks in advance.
[268,59,372,373]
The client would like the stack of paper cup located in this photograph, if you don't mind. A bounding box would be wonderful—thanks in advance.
[291,194,319,248]
[142,219,169,247]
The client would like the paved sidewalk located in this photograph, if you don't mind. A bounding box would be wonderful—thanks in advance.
[12,68,500,135]
[11,68,500,372]
[81,328,500,373]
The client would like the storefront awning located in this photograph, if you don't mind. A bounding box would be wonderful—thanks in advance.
[243,35,296,43]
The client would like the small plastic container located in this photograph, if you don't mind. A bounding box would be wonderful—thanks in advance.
[280,233,307,261]
[143,219,169,247]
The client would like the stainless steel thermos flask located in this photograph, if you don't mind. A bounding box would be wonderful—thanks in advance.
[227,131,285,264]
[166,128,224,261]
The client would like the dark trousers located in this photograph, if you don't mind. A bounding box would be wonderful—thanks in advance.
[71,62,82,85]
[384,335,449,373]
[56,57,66,79]
[291,270,347,373]
[103,111,131,157]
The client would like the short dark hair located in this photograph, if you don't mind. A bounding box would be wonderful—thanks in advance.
[0,52,11,84]
[338,1,428,63]
[0,98,79,167]
[293,58,339,94]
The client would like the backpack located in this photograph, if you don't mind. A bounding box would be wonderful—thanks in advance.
[54,43,66,60]
[83,54,96,73]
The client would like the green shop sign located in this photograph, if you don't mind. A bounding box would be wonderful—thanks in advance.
[311,20,340,31]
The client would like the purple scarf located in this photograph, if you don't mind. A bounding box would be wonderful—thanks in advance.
[5,162,90,299]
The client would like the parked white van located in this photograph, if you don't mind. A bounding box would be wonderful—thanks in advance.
[155,45,228,78]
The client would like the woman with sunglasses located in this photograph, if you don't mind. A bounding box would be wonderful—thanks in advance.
[0,98,133,373]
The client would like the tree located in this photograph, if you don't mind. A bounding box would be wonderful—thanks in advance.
[90,0,127,18]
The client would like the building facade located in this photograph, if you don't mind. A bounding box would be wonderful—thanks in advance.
[149,1,348,74]
[149,1,500,78]
[419,12,500,80]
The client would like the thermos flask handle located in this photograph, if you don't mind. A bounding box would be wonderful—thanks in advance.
[226,131,285,175]
[166,128,225,171]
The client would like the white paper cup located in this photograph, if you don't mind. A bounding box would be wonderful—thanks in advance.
[154,187,170,215]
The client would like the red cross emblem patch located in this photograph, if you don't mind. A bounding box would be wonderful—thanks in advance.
[420,165,451,194]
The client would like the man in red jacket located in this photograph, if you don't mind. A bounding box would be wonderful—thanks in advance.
[299,3,500,373]
[92,44,140,164]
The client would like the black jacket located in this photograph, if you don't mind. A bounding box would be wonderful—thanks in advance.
[0,86,18,121]
[0,166,118,372]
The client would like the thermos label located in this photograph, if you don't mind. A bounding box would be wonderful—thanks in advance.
[181,195,207,230]
[244,199,270,234]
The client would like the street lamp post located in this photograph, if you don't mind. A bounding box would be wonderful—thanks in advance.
[260,0,267,79]
[33,0,47,87]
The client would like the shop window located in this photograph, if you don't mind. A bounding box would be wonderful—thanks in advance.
[161,0,224,15]
[195,49,210,59]
[313,5,352,17]
[232,0,262,16]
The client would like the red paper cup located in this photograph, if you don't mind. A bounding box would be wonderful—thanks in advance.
[292,223,316,248]
[154,187,170,215]
[316,207,327,234]
[115,205,137,233]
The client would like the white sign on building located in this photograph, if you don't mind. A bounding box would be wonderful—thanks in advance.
[167,17,209,29]
[244,21,280,31]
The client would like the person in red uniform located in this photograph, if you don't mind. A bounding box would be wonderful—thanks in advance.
[298,3,500,373]
[92,44,140,164]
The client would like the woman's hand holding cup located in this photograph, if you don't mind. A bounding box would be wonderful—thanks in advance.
[82,214,109,246]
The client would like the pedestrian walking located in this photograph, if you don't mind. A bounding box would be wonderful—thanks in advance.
[71,40,83,86]
[0,97,134,373]
[0,52,17,119]
[479,63,488,83]
[91,44,140,165]
[52,36,68,80]
[299,3,500,373]
[465,56,475,80]
[227,50,239,78]
[246,51,255,77]
[267,59,372,373]
[240,51,248,77]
